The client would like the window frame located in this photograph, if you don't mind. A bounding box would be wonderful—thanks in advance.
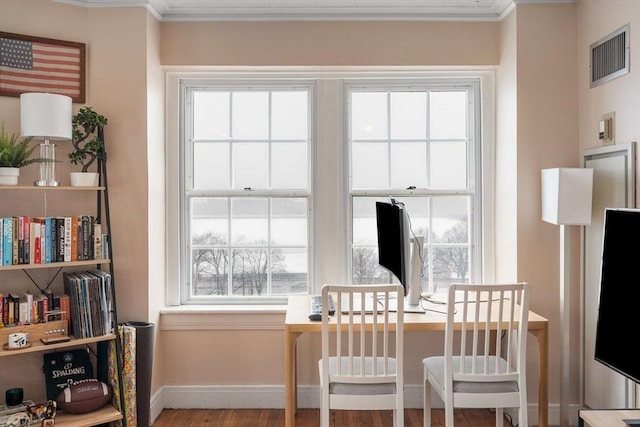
[165,69,495,308]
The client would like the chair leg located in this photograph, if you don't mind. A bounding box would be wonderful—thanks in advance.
[423,376,431,427]
[495,408,504,427]
[444,403,454,427]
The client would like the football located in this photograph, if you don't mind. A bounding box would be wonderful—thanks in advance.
[56,379,112,414]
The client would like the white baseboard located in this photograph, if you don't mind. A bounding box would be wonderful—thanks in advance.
[151,384,579,426]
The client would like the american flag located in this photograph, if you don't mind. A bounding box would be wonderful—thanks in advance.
[0,34,84,102]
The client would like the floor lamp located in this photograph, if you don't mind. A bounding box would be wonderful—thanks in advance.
[20,93,72,187]
[541,167,593,427]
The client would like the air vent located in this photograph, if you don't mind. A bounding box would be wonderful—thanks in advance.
[590,24,630,88]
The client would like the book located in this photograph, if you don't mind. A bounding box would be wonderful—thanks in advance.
[17,216,24,264]
[23,291,34,324]
[0,219,3,266]
[70,216,79,261]
[64,217,72,262]
[57,217,65,262]
[93,223,102,260]
[23,216,30,264]
[44,217,53,264]
[12,217,18,265]
[3,218,13,265]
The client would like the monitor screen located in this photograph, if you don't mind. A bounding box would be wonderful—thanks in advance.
[375,201,411,293]
[594,208,640,384]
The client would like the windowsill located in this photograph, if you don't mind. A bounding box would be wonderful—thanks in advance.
[159,304,288,331]
[160,304,288,315]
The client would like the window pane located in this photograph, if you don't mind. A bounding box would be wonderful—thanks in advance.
[430,91,467,139]
[271,198,308,246]
[352,142,389,189]
[272,248,308,295]
[351,92,388,139]
[192,198,229,245]
[231,198,268,245]
[390,141,427,189]
[429,141,467,189]
[231,249,269,296]
[272,91,308,140]
[272,142,308,189]
[391,92,426,139]
[193,142,230,190]
[193,92,230,140]
[431,196,469,243]
[433,246,470,292]
[192,248,229,296]
[232,92,269,139]
[352,197,378,246]
[233,142,269,189]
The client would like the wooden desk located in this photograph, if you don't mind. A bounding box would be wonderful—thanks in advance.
[284,295,549,427]
[579,409,640,427]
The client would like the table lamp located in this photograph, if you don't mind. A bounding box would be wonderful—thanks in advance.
[20,93,72,187]
[541,167,593,427]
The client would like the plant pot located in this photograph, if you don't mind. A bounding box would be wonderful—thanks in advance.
[70,172,99,187]
[0,167,20,186]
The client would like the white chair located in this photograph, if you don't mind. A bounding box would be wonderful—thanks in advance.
[318,284,404,427]
[423,282,529,427]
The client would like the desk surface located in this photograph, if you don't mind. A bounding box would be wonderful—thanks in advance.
[285,295,549,332]
[580,409,640,427]
[284,295,549,427]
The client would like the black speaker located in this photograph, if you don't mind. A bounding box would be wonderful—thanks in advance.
[5,387,23,406]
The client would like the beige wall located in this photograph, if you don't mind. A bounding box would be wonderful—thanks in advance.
[2,0,637,423]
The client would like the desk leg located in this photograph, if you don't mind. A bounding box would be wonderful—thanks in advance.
[532,324,549,427]
[285,328,301,427]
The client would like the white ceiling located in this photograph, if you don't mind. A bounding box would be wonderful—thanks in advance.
[55,0,572,22]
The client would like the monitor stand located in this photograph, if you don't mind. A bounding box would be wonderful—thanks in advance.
[406,236,424,313]
[624,419,640,427]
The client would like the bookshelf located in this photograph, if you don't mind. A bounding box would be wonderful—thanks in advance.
[0,136,126,427]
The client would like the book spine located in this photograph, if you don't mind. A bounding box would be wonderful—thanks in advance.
[0,219,3,266]
[45,217,52,264]
[12,217,18,265]
[17,216,24,264]
[3,218,13,266]
[0,293,4,326]
[93,223,102,260]
[64,217,72,262]
[71,216,79,262]
[57,218,65,263]
[23,291,33,324]
[81,215,90,260]
[23,216,30,264]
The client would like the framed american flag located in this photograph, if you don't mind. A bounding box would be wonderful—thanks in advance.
[0,32,86,103]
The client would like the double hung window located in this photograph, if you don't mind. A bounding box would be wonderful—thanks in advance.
[183,82,312,302]
[172,73,485,305]
[348,82,480,294]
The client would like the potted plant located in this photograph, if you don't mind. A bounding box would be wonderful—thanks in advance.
[69,106,108,187]
[0,122,39,185]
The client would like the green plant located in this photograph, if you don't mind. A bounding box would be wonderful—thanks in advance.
[0,122,38,168]
[70,106,108,172]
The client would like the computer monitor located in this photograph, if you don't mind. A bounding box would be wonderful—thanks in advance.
[594,208,640,385]
[375,200,422,308]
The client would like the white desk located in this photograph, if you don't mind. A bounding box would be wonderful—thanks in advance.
[284,295,549,427]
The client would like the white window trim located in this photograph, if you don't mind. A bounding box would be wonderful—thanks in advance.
[165,67,496,308]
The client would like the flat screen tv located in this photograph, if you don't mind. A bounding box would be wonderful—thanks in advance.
[594,208,640,385]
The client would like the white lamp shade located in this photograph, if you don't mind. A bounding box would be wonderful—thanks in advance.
[541,167,594,225]
[20,93,72,139]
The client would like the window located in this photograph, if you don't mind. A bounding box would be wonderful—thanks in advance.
[182,83,312,302]
[168,72,488,305]
[348,83,480,294]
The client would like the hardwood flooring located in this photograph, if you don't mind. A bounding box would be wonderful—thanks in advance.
[153,408,514,426]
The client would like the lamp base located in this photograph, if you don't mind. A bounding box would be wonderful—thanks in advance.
[34,180,60,187]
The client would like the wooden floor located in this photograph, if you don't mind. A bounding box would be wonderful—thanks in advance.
[153,408,514,426]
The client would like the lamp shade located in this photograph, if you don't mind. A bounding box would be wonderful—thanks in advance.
[541,167,594,225]
[20,93,72,139]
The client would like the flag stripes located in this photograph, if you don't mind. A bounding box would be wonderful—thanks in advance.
[0,33,85,102]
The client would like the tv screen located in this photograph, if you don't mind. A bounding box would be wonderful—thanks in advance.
[594,208,640,384]
[375,201,410,292]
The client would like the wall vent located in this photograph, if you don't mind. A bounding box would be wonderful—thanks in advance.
[590,24,630,88]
